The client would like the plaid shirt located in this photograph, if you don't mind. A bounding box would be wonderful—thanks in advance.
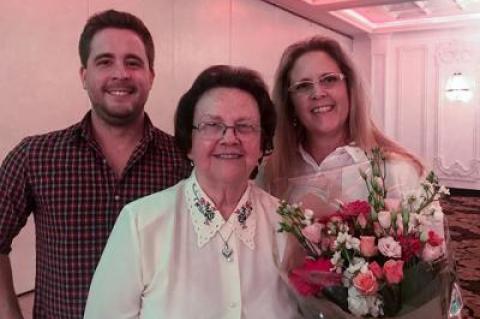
[0,112,191,319]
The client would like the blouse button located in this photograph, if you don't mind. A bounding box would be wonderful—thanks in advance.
[229,302,237,308]
[114,195,120,201]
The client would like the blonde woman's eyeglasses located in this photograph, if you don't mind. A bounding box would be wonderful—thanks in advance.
[288,72,345,95]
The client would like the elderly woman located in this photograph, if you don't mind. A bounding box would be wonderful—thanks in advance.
[262,36,424,210]
[83,65,299,318]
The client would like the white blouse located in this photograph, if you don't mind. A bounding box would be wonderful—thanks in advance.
[262,145,422,218]
[84,172,300,319]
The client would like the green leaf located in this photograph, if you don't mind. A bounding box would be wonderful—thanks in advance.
[380,284,402,316]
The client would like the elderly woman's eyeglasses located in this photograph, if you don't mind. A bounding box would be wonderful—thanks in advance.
[192,122,260,140]
[288,72,345,95]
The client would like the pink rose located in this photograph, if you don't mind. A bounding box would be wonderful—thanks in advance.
[368,261,384,279]
[360,236,377,257]
[352,271,379,295]
[378,210,392,229]
[422,243,444,262]
[378,236,402,258]
[384,198,401,212]
[301,223,323,244]
[383,259,404,284]
[357,213,368,229]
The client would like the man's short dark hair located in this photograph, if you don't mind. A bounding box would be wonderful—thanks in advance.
[79,9,155,71]
[174,65,276,159]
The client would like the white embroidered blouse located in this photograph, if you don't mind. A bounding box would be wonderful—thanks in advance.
[84,171,300,319]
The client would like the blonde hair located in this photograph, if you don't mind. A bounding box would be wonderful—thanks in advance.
[264,36,424,196]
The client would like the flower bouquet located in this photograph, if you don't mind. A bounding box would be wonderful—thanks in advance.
[277,148,462,318]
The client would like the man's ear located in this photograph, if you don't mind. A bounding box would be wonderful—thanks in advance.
[149,69,155,87]
[79,66,87,89]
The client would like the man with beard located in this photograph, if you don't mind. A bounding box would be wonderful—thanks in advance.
[0,10,191,319]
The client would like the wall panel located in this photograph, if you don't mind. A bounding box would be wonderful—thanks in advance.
[395,46,427,158]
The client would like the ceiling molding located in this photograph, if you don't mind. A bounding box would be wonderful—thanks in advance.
[262,0,480,36]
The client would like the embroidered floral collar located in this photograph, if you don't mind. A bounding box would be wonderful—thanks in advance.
[187,173,256,250]
[192,182,253,229]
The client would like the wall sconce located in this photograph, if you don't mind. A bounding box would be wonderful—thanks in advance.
[445,72,473,103]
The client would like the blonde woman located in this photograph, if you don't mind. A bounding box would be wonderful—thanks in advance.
[261,35,462,319]
[262,36,424,209]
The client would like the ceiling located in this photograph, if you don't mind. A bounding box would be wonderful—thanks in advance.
[262,0,480,37]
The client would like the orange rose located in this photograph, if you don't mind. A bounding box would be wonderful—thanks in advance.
[360,236,377,257]
[383,259,404,284]
[352,271,378,295]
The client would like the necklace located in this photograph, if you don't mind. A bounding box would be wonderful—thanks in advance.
[218,231,234,262]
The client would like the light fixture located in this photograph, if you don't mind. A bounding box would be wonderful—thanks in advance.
[445,72,473,103]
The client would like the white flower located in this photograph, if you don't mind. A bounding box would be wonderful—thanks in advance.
[342,268,354,286]
[330,251,343,267]
[439,185,450,195]
[304,208,314,220]
[348,287,370,317]
[347,257,366,274]
[428,201,444,221]
[346,236,361,251]
[348,286,384,317]
[339,223,349,233]
[423,181,434,193]
[367,295,384,317]
[301,219,311,226]
[336,232,348,245]
[378,236,402,258]
[403,189,422,210]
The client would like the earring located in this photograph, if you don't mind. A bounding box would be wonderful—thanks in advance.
[190,161,194,167]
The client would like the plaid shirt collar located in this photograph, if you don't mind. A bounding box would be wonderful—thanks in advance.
[68,111,157,146]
